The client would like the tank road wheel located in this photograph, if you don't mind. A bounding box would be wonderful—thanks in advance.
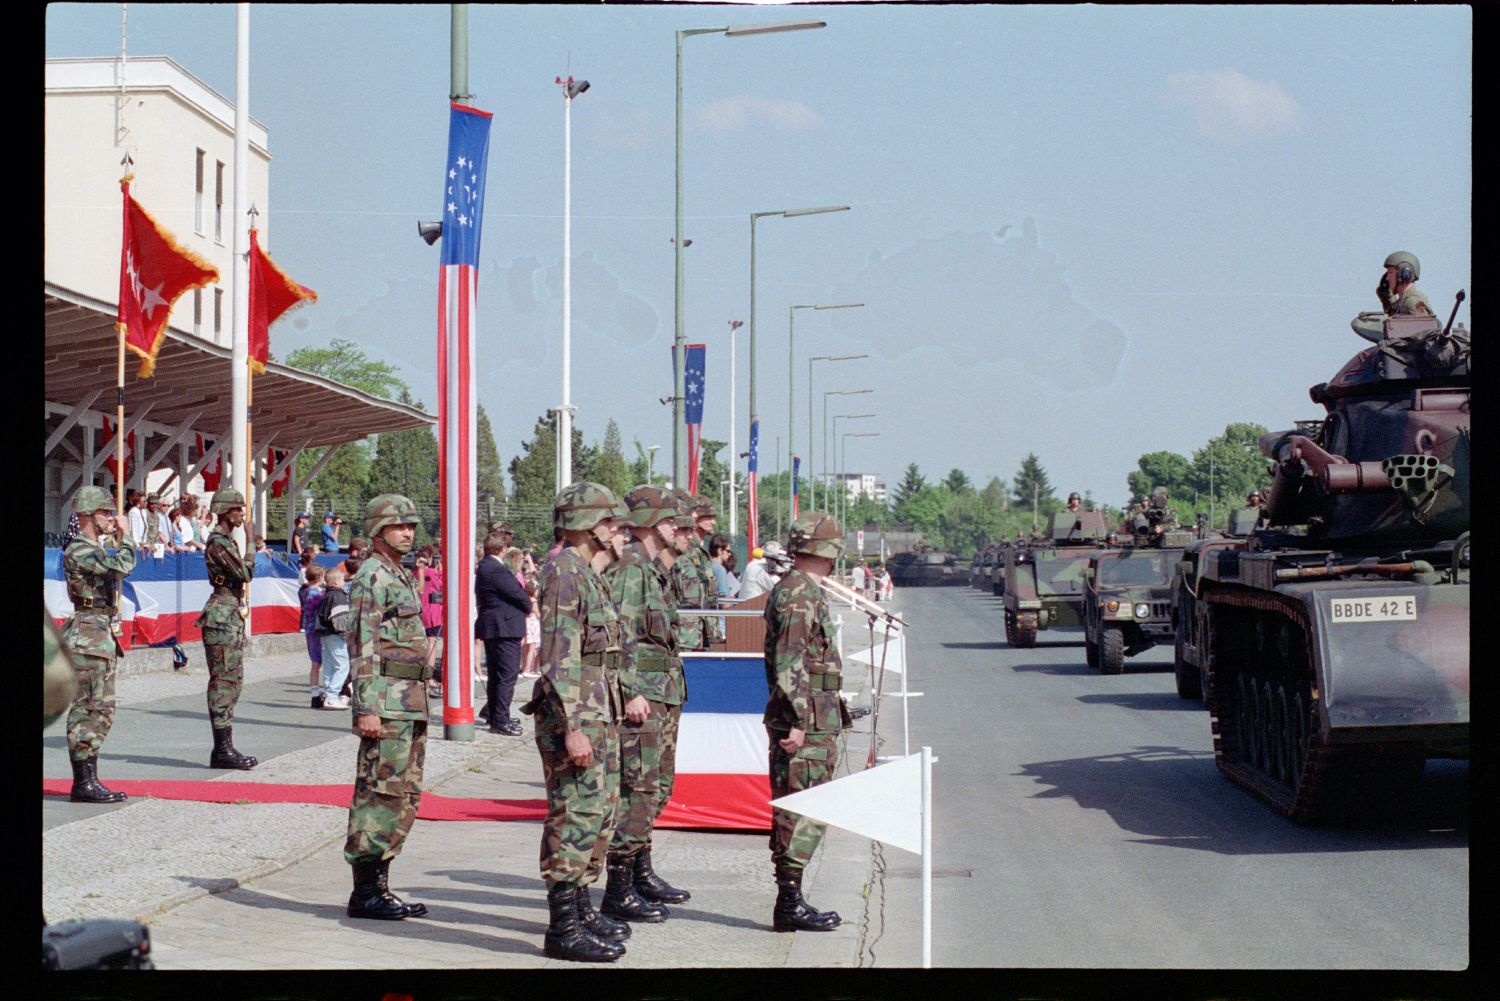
[1235,673,1258,769]
[1098,625,1125,675]
[1173,628,1201,700]
[1287,688,1309,783]
[1014,612,1037,648]
[1263,679,1287,783]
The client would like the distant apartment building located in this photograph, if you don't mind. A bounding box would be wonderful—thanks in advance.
[834,472,886,504]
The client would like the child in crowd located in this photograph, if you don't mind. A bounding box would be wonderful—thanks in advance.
[519,575,541,677]
[299,563,326,708]
[317,565,352,710]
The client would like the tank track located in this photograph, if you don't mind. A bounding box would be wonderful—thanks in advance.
[1202,583,1421,824]
[1004,610,1037,648]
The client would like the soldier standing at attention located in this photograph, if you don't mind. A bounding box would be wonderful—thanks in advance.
[61,486,136,803]
[344,494,431,921]
[669,491,719,652]
[522,483,632,962]
[764,512,850,933]
[1378,251,1433,316]
[197,489,257,770]
[602,486,693,923]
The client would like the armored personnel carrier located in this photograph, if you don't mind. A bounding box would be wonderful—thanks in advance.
[1082,527,1192,674]
[1193,308,1469,822]
[1002,510,1111,647]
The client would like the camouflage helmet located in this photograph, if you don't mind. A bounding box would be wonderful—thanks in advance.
[691,494,718,519]
[364,493,420,535]
[671,489,698,529]
[553,481,624,532]
[1383,250,1420,282]
[787,512,844,560]
[73,485,118,515]
[1151,485,1169,503]
[210,488,247,515]
[623,485,677,528]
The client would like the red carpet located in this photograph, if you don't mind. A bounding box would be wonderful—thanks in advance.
[42,775,772,830]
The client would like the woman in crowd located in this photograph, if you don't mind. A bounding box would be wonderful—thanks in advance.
[417,546,446,698]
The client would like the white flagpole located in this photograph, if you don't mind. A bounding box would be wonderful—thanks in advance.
[900,631,910,756]
[921,744,932,968]
[231,4,253,634]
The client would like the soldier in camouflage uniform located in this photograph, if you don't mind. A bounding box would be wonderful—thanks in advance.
[44,612,79,731]
[61,486,136,803]
[602,485,693,919]
[669,491,720,651]
[196,489,258,770]
[520,482,634,962]
[764,512,849,933]
[343,494,432,921]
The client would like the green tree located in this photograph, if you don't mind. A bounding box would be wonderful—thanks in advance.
[1127,450,1192,506]
[980,475,1008,509]
[367,387,440,541]
[509,413,558,508]
[628,439,669,489]
[1011,453,1057,521]
[892,463,926,509]
[476,404,506,506]
[592,419,632,498]
[900,484,954,540]
[943,468,974,495]
[939,489,1006,556]
[1187,422,1271,527]
[696,439,729,514]
[285,339,404,400]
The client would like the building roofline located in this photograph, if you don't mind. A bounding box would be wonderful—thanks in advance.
[46,56,269,146]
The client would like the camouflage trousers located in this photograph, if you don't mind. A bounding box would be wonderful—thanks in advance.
[768,728,841,871]
[344,718,427,863]
[535,704,620,889]
[203,637,245,729]
[609,701,683,855]
[65,653,116,761]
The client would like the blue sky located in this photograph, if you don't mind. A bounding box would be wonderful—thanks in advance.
[46,3,1472,508]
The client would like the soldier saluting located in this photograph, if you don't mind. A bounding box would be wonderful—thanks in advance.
[764,512,850,933]
[61,486,136,803]
[197,488,257,770]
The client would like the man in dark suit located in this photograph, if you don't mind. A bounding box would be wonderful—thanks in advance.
[475,527,531,735]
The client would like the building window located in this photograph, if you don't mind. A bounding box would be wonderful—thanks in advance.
[193,289,203,338]
[214,161,225,243]
[195,149,205,235]
[214,288,223,337]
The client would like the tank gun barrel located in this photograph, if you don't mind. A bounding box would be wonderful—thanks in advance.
[1261,433,1393,527]
[1444,289,1466,337]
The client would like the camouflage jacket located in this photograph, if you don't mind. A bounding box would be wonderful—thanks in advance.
[62,532,136,659]
[197,529,253,644]
[604,541,684,706]
[763,568,845,734]
[672,539,718,650]
[1379,283,1434,317]
[348,550,429,721]
[535,545,625,729]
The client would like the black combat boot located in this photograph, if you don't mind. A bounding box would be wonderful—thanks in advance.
[773,863,841,932]
[633,845,690,904]
[68,756,127,804]
[543,884,624,962]
[600,852,669,923]
[347,859,407,920]
[209,725,258,770]
[574,883,630,942]
[375,858,428,917]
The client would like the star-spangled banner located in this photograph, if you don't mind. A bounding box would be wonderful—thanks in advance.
[440,103,494,269]
[747,418,760,550]
[792,455,801,519]
[248,229,316,375]
[117,177,220,377]
[684,343,706,494]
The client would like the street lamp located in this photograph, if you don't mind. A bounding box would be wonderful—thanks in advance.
[727,319,743,537]
[788,303,862,519]
[823,389,872,497]
[674,18,826,493]
[647,444,660,483]
[831,412,876,521]
[557,74,589,488]
[841,430,880,572]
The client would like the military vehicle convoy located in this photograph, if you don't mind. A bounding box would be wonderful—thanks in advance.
[1001,510,1110,647]
[1189,307,1469,822]
[1171,507,1261,700]
[1082,529,1191,674]
[887,548,966,586]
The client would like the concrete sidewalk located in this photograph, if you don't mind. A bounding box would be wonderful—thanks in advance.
[42,602,920,969]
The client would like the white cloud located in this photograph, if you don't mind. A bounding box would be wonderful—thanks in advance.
[691,96,826,135]
[1161,67,1307,144]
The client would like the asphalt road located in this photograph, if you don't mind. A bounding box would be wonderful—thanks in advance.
[888,584,1468,970]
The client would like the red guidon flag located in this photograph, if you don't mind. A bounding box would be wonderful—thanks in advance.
[117,177,220,377]
[248,228,316,375]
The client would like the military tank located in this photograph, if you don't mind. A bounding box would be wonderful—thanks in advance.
[1002,510,1111,647]
[1194,306,1469,822]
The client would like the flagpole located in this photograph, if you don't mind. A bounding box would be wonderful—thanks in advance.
[921,744,932,969]
[230,3,251,563]
[115,165,132,515]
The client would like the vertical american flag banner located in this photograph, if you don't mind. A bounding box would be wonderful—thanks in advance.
[436,102,493,731]
[684,343,706,494]
[746,418,760,550]
[791,455,801,519]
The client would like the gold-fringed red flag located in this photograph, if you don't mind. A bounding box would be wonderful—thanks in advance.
[248,228,317,374]
[117,177,220,377]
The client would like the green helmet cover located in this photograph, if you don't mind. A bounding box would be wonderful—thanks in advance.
[210,488,247,515]
[553,481,623,532]
[364,493,420,535]
[74,486,117,515]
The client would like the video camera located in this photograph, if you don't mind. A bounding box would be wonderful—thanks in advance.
[42,918,154,970]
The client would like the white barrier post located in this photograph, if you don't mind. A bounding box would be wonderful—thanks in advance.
[922,744,932,968]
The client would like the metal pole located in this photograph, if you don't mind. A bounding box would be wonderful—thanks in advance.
[788,304,796,521]
[729,320,739,537]
[921,744,933,969]
[559,84,573,490]
[229,4,250,556]
[774,435,781,540]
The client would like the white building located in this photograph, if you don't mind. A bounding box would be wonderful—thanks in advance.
[44,56,430,539]
[835,472,886,503]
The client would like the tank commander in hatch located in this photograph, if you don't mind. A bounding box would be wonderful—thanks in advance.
[1377,251,1433,317]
